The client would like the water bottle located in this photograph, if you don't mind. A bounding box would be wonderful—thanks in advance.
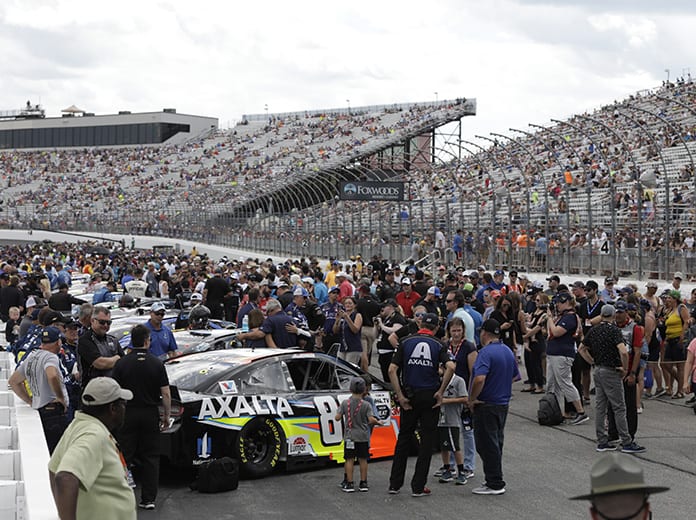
[242,315,249,332]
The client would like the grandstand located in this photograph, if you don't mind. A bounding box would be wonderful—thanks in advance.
[1,81,695,281]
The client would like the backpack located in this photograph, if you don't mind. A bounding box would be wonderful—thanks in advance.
[537,393,563,426]
[191,457,239,493]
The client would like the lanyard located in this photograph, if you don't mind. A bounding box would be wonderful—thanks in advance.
[110,434,135,488]
[346,398,362,430]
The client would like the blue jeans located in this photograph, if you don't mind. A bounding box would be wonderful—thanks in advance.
[473,403,508,490]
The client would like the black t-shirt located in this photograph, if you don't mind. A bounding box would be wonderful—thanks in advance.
[356,295,381,323]
[77,331,125,388]
[376,312,407,352]
[204,276,230,302]
[112,350,169,408]
[582,321,625,368]
[577,297,603,335]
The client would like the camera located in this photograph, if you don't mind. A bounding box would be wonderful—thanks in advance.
[539,304,549,310]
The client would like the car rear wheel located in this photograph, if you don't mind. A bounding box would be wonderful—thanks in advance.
[236,417,284,478]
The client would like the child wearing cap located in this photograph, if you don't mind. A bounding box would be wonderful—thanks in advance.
[335,377,382,493]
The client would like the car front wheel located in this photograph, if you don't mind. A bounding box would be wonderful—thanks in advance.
[236,417,284,478]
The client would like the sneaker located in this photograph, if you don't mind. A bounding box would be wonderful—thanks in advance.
[462,469,475,479]
[358,480,369,492]
[341,481,355,493]
[339,478,348,488]
[472,485,505,495]
[438,469,454,483]
[388,487,400,495]
[411,487,432,497]
[570,413,589,425]
[637,406,643,414]
[138,502,156,510]
[596,443,618,452]
[455,473,468,485]
[654,388,667,398]
[621,442,646,454]
[687,395,696,404]
[433,465,447,477]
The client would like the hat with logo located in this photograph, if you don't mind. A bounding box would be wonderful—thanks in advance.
[43,311,66,327]
[190,293,203,302]
[293,287,309,297]
[328,285,340,293]
[151,302,166,313]
[81,377,133,407]
[422,313,439,326]
[481,319,501,335]
[41,326,61,343]
[556,292,573,304]
[570,452,669,500]
[614,300,628,312]
[427,286,441,297]
[604,277,615,285]
[400,277,412,285]
[494,269,504,276]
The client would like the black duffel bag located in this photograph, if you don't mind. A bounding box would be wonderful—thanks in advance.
[191,457,239,493]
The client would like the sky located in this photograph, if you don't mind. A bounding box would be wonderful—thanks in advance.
[1,0,695,140]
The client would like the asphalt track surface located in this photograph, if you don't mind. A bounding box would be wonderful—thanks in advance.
[142,361,696,520]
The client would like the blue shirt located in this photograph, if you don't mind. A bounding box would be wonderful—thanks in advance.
[236,301,257,328]
[260,312,297,348]
[463,304,483,346]
[393,332,450,391]
[92,287,115,305]
[472,340,519,405]
[313,282,329,306]
[144,320,178,359]
[547,312,578,357]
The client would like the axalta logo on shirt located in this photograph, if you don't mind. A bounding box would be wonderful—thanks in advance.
[197,395,294,419]
[407,342,434,367]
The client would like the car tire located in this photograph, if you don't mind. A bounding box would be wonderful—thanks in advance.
[236,417,284,478]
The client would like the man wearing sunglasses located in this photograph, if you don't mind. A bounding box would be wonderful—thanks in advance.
[144,302,179,360]
[77,306,125,389]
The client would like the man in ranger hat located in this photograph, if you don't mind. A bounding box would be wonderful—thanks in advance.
[570,452,669,519]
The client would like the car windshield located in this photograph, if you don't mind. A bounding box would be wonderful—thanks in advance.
[166,358,241,392]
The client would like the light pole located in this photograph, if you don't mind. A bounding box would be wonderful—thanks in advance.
[665,69,670,83]
[346,99,350,114]
[434,92,438,103]
[264,104,268,119]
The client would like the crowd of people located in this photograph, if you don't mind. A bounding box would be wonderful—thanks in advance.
[3,238,695,511]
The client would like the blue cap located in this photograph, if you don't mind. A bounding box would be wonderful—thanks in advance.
[293,287,309,297]
[494,269,504,276]
[328,285,340,293]
[42,326,61,343]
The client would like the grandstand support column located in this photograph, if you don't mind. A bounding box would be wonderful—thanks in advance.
[460,140,499,255]
[474,135,515,270]
[509,128,553,272]
[491,131,541,271]
[572,113,651,280]
[611,110,673,280]
[527,123,593,274]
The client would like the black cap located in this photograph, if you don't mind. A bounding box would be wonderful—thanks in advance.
[585,280,599,291]
[572,281,585,289]
[546,275,560,283]
[556,292,573,304]
[382,299,398,308]
[422,313,439,326]
[481,319,501,335]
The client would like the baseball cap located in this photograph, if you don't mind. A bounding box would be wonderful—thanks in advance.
[427,286,441,297]
[463,283,474,292]
[382,299,398,308]
[571,281,585,289]
[349,377,366,394]
[301,277,314,284]
[646,280,658,288]
[531,280,544,290]
[190,293,203,301]
[494,269,504,276]
[81,377,133,406]
[490,290,501,299]
[151,302,166,313]
[601,304,616,317]
[422,313,439,326]
[41,326,61,343]
[614,301,628,312]
[25,296,37,308]
[556,292,573,304]
[674,271,684,280]
[469,271,479,279]
[64,319,80,329]
[604,277,615,285]
[277,281,289,288]
[481,319,501,335]
[585,280,599,291]
[43,311,66,327]
[546,275,560,283]
[401,277,412,285]
[293,287,309,297]
[328,285,340,293]
[446,273,457,281]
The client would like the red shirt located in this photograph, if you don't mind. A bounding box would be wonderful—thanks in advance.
[396,289,422,318]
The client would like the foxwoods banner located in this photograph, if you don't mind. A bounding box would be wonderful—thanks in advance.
[338,181,404,201]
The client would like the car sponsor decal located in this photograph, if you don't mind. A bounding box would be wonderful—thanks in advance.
[287,436,314,456]
[197,395,294,420]
[218,380,238,394]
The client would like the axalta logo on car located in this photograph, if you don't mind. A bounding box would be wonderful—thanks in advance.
[197,395,294,420]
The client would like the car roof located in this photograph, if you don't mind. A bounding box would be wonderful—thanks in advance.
[167,347,319,365]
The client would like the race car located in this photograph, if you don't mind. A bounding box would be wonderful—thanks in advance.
[161,349,400,477]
